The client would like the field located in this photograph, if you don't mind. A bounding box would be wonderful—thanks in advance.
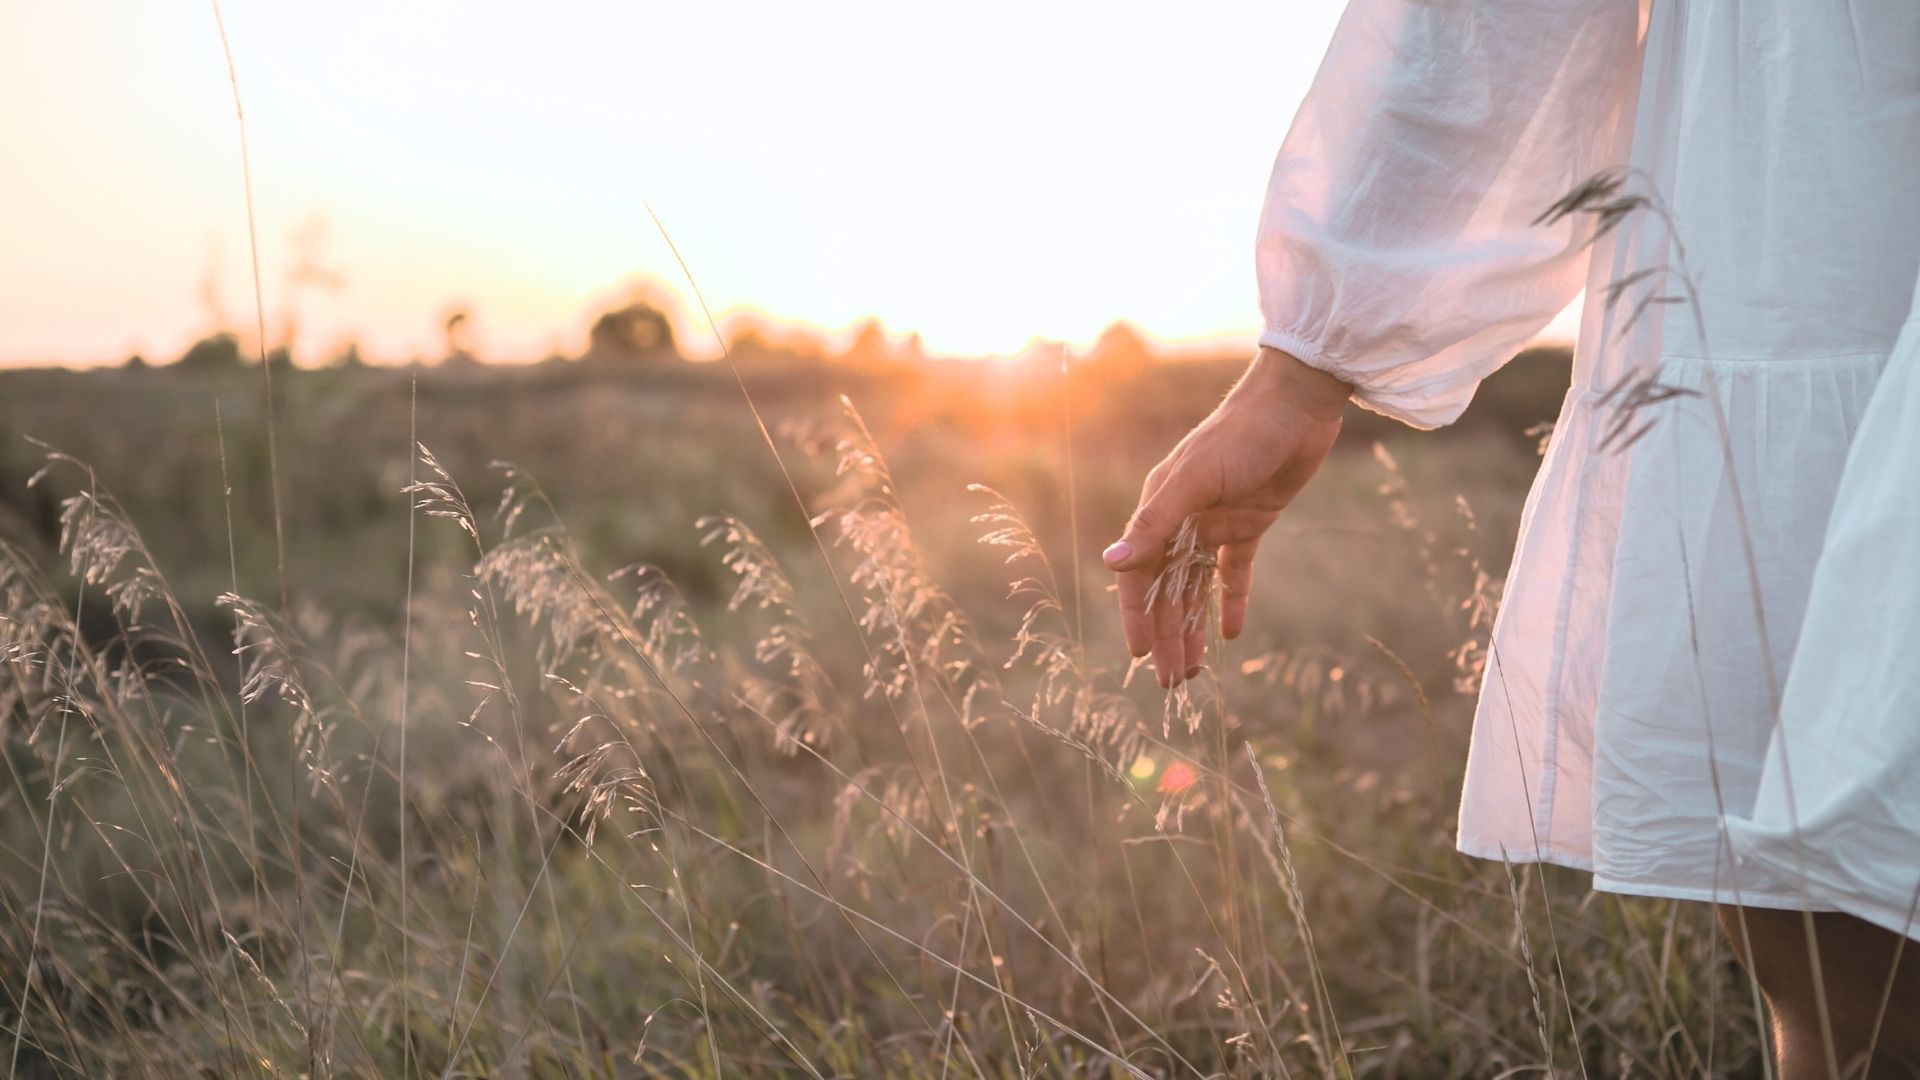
[0,349,1769,1076]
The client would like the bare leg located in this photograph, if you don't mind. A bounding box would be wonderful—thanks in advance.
[1719,904,1920,1078]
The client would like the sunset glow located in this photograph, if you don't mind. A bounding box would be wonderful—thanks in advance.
[5,1,1345,366]
[2,2,1578,367]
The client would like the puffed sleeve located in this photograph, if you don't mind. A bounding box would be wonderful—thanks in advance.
[1258,0,1646,429]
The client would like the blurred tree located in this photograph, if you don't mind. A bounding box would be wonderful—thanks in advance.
[328,341,366,368]
[197,241,228,333]
[1083,321,1154,376]
[783,327,829,363]
[838,319,892,367]
[122,353,148,371]
[280,210,346,366]
[727,324,771,360]
[725,315,828,365]
[175,332,243,371]
[585,300,678,364]
[1016,338,1069,372]
[175,331,292,371]
[442,306,479,366]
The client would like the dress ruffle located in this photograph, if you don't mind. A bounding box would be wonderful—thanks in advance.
[1463,352,1888,908]
[1725,309,1920,936]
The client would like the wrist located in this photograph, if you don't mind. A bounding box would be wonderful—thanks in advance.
[1247,346,1352,422]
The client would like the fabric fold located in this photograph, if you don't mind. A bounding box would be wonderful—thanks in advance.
[1255,0,1643,429]
[1726,298,1920,938]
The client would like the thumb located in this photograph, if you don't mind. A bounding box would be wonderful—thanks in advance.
[1104,465,1210,572]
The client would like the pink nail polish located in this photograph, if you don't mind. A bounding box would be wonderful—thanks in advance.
[1102,541,1131,567]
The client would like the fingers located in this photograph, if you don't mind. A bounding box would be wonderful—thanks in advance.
[1218,538,1260,641]
[1105,438,1230,685]
[1150,577,1184,688]
[1116,567,1154,659]
[1181,597,1205,680]
[1103,458,1213,574]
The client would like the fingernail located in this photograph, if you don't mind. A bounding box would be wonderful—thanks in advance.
[1102,541,1132,568]
[1185,665,1201,680]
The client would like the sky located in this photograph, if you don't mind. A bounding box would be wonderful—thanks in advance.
[1,1,1575,367]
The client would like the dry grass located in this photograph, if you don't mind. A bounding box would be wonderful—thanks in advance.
[0,354,1766,1076]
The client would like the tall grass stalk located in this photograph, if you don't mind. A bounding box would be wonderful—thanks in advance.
[399,372,416,1075]
[206,0,287,615]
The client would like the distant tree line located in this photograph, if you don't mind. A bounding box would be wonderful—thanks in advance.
[135,295,1163,374]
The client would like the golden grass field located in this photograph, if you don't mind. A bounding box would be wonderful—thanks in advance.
[0,348,1772,1076]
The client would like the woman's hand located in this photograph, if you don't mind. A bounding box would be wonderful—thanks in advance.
[1103,347,1351,687]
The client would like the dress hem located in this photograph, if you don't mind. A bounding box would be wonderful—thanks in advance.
[1456,839,1833,911]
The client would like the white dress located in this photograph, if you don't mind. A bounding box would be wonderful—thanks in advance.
[1257,0,1920,912]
